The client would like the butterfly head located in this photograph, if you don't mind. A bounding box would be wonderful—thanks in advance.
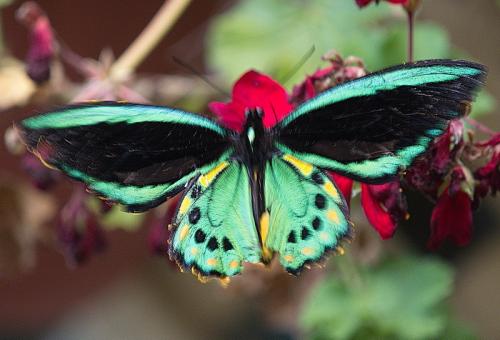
[245,107,264,122]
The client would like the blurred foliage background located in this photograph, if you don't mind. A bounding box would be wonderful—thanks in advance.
[0,0,499,339]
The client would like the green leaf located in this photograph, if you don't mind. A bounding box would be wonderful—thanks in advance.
[441,318,477,340]
[100,206,145,231]
[469,90,496,118]
[86,197,145,231]
[207,0,455,88]
[380,22,451,67]
[207,0,394,88]
[301,256,459,340]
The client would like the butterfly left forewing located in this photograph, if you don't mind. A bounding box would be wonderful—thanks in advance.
[263,154,352,274]
[170,159,262,280]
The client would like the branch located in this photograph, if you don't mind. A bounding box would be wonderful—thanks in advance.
[109,0,192,82]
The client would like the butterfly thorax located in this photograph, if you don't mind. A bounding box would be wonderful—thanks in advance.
[243,108,275,165]
[231,108,276,232]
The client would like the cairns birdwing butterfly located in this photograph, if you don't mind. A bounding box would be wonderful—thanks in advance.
[19,60,486,280]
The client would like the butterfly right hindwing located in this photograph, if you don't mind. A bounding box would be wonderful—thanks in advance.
[263,154,352,274]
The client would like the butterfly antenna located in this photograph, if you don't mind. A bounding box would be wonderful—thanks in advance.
[279,45,316,86]
[172,56,231,99]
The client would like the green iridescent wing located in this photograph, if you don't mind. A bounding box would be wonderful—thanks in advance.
[20,102,232,212]
[170,160,261,280]
[263,154,351,274]
[276,60,486,182]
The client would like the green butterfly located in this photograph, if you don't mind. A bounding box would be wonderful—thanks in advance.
[19,60,486,281]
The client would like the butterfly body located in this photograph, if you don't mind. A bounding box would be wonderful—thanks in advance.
[19,60,487,280]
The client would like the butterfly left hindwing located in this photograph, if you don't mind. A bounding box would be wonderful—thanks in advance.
[170,159,262,279]
[263,154,352,274]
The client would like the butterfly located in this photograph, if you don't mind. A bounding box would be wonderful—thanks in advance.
[19,59,486,281]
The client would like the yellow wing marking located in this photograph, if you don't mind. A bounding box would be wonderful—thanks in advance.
[178,196,192,215]
[323,181,339,200]
[179,224,190,241]
[260,211,273,262]
[327,209,340,224]
[199,161,230,187]
[282,154,313,176]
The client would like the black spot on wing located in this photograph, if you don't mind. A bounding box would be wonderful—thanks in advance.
[195,229,206,243]
[301,227,311,240]
[207,237,218,251]
[189,207,201,224]
[312,217,321,230]
[315,194,326,209]
[222,237,234,251]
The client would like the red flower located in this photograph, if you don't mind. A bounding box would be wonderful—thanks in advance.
[355,0,408,8]
[21,153,59,191]
[428,166,473,249]
[474,133,500,205]
[58,187,106,265]
[405,120,464,198]
[17,2,54,84]
[329,172,354,207]
[291,51,366,105]
[330,173,408,239]
[361,181,408,239]
[209,71,292,132]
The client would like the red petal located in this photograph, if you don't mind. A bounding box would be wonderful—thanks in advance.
[26,17,54,83]
[475,150,500,197]
[361,183,397,239]
[428,190,472,249]
[209,70,292,131]
[208,101,246,133]
[432,120,464,175]
[476,132,500,147]
[290,77,316,105]
[232,70,292,129]
[355,0,373,7]
[329,172,354,206]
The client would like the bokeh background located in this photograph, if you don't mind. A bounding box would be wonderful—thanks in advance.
[0,0,499,339]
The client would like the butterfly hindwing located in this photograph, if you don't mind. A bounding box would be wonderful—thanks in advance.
[263,154,351,274]
[20,102,232,211]
[170,160,262,279]
[276,60,487,183]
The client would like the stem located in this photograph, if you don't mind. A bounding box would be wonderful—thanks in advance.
[109,0,192,82]
[406,10,414,63]
[465,117,497,136]
[337,250,363,290]
[58,42,97,78]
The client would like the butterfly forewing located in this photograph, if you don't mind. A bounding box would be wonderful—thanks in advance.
[170,159,262,279]
[263,154,351,274]
[20,102,232,211]
[276,60,487,183]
